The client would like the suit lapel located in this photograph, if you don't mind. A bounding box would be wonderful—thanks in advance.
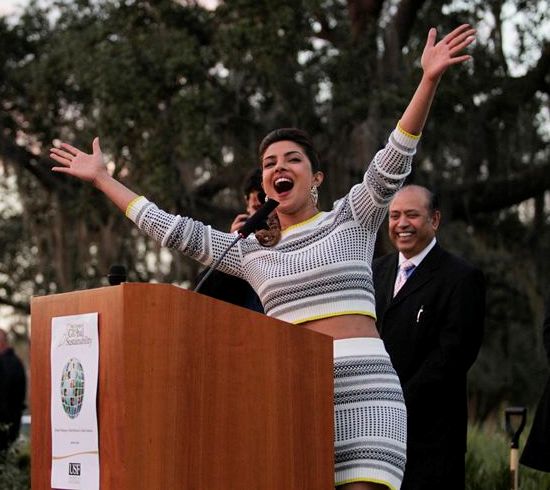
[381,254,399,311]
[391,244,444,304]
[375,254,399,315]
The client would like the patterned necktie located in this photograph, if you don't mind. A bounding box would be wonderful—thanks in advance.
[393,260,416,297]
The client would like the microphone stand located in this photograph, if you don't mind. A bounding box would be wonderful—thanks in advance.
[193,198,279,293]
[193,234,241,293]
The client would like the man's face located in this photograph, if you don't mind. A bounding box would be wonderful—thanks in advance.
[388,187,440,259]
[245,190,262,215]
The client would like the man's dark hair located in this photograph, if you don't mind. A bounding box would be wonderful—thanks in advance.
[399,184,440,216]
[427,188,440,216]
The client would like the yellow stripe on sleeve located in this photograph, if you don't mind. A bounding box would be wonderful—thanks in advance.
[397,120,421,140]
[125,195,145,218]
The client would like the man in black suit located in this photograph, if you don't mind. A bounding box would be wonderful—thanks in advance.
[373,185,485,490]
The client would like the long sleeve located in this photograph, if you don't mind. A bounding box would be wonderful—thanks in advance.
[126,196,246,278]
[349,124,419,229]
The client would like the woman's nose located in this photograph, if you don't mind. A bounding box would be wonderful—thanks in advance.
[274,159,288,171]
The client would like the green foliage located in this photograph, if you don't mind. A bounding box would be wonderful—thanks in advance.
[466,423,550,490]
[0,442,31,490]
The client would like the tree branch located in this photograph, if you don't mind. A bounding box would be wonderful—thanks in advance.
[444,163,550,220]
[391,0,427,49]
[0,133,70,193]
[381,0,426,82]
[485,41,550,120]
[347,0,384,41]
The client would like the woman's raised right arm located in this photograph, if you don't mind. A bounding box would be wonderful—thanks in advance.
[50,137,137,213]
[49,137,248,277]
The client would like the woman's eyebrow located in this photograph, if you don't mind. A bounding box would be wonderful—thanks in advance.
[262,150,304,161]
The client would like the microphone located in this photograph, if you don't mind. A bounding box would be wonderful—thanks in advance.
[238,198,279,237]
[194,198,279,293]
[108,264,127,285]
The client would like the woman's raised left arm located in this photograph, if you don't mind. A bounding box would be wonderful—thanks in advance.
[400,24,476,136]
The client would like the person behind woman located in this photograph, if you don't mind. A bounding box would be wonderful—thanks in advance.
[49,25,475,490]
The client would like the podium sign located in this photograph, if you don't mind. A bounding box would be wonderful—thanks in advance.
[50,313,99,490]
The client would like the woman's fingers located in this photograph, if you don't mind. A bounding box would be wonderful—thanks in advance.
[447,29,476,51]
[49,153,71,166]
[51,166,71,174]
[49,147,74,163]
[425,27,437,48]
[59,142,80,156]
[442,24,472,45]
[92,137,101,155]
[48,138,104,183]
[449,35,475,56]
[447,54,472,66]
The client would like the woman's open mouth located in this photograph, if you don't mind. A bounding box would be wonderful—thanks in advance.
[274,177,294,193]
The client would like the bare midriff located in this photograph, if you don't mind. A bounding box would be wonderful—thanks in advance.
[301,314,379,340]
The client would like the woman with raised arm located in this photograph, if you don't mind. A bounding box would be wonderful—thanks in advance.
[50,25,475,490]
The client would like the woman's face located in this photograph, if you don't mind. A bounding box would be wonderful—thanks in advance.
[261,140,323,215]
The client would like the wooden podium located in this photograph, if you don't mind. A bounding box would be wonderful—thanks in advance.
[31,283,334,489]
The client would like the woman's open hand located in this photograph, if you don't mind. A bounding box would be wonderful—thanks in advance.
[50,137,108,185]
[421,24,475,82]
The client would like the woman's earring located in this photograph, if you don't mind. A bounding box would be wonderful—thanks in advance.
[310,185,319,206]
[265,194,270,203]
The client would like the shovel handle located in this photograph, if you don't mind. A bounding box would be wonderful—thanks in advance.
[510,447,519,490]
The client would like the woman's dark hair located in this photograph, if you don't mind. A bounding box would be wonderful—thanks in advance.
[258,128,321,173]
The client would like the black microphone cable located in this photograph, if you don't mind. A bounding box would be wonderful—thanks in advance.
[194,198,279,293]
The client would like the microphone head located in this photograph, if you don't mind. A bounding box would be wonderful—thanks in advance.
[238,198,279,237]
[108,264,127,286]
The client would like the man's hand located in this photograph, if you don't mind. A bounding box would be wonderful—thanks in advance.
[230,213,250,233]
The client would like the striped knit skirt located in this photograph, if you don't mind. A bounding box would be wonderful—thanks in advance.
[333,338,407,490]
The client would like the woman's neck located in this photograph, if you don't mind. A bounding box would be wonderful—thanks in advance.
[278,206,319,231]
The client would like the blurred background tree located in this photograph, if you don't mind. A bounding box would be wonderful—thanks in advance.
[0,0,548,420]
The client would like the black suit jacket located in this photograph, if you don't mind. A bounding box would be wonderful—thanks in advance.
[373,243,485,457]
[520,293,550,472]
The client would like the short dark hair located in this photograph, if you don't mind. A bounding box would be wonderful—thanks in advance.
[243,168,263,198]
[258,128,321,173]
[425,188,439,216]
[398,184,439,216]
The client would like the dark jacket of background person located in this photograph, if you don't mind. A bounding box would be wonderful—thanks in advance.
[373,242,485,490]
[0,332,27,451]
[194,269,264,313]
[520,294,550,472]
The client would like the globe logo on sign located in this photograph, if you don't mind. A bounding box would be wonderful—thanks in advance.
[60,358,85,419]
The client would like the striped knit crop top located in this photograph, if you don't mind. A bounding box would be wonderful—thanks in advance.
[126,125,419,324]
